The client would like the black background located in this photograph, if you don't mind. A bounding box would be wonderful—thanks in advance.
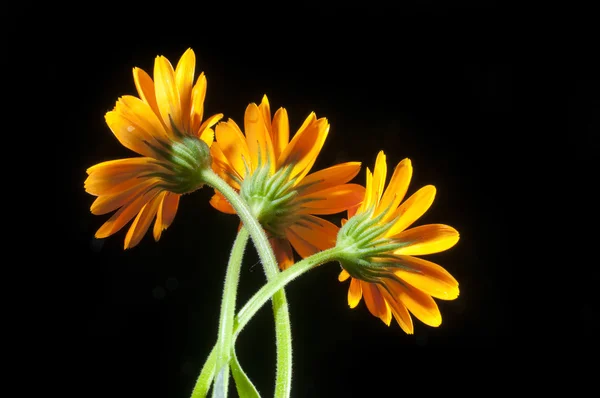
[23,3,599,397]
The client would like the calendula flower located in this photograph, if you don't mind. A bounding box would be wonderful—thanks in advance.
[333,150,460,334]
[85,48,223,249]
[210,95,364,269]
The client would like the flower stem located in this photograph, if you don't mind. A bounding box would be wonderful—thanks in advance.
[199,168,293,398]
[211,227,249,398]
[192,246,342,397]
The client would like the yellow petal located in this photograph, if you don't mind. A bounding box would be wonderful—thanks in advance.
[175,48,195,132]
[299,184,365,215]
[338,269,350,282]
[296,162,362,196]
[214,119,252,179]
[286,215,339,258]
[259,94,272,137]
[105,109,160,159]
[124,193,163,249]
[348,277,363,308]
[379,286,414,334]
[356,167,372,214]
[209,192,236,214]
[244,103,276,172]
[386,185,436,236]
[270,237,295,271]
[272,107,290,161]
[91,177,161,215]
[95,186,162,239]
[393,224,460,255]
[210,144,241,189]
[115,95,170,142]
[190,73,207,133]
[85,158,159,196]
[377,158,412,222]
[153,55,182,135]
[394,255,459,300]
[387,278,442,327]
[370,150,387,208]
[197,113,223,141]
[278,114,329,182]
[361,281,392,326]
[133,67,161,122]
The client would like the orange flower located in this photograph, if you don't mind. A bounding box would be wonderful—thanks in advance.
[210,95,364,269]
[334,151,460,334]
[85,48,222,249]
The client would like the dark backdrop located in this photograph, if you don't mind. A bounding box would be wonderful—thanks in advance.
[32,4,598,397]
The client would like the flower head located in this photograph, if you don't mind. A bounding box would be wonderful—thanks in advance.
[334,151,460,334]
[210,95,364,269]
[85,48,223,249]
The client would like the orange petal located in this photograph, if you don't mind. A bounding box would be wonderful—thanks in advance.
[361,281,392,325]
[91,177,162,215]
[296,162,362,196]
[379,286,414,334]
[210,144,241,189]
[278,114,329,182]
[153,55,182,135]
[386,185,436,236]
[286,215,339,258]
[105,109,161,159]
[133,67,161,122]
[370,151,387,209]
[377,158,412,222]
[259,95,272,137]
[270,237,295,271]
[348,277,362,308]
[214,119,251,179]
[299,184,365,215]
[197,113,223,141]
[338,269,350,282]
[95,186,162,239]
[115,95,170,142]
[244,103,276,172]
[393,224,460,255]
[175,48,195,132]
[393,255,459,300]
[85,158,160,196]
[209,192,236,214]
[190,73,207,133]
[386,278,442,327]
[356,167,373,214]
[272,107,290,161]
[124,193,163,249]
[153,192,180,241]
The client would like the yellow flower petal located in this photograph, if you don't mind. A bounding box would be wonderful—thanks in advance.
[133,67,161,122]
[259,95,272,139]
[209,192,236,214]
[348,277,363,308]
[370,150,387,209]
[386,185,436,236]
[296,162,362,196]
[270,237,295,271]
[286,215,339,258]
[394,255,459,300]
[175,48,195,132]
[153,55,182,135]
[356,167,373,214]
[244,103,276,172]
[338,269,350,282]
[95,186,162,239]
[105,109,161,159]
[393,224,460,255]
[278,113,329,182]
[377,158,412,222]
[361,281,392,326]
[299,184,365,215]
[379,286,414,334]
[214,120,252,179]
[386,279,442,327]
[190,72,207,133]
[91,177,162,215]
[124,193,163,249]
[272,107,290,161]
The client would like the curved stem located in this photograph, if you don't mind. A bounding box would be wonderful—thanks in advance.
[211,227,249,398]
[193,246,342,396]
[199,168,293,398]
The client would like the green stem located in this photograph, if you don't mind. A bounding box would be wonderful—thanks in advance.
[198,168,293,398]
[193,246,343,396]
[212,227,250,398]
